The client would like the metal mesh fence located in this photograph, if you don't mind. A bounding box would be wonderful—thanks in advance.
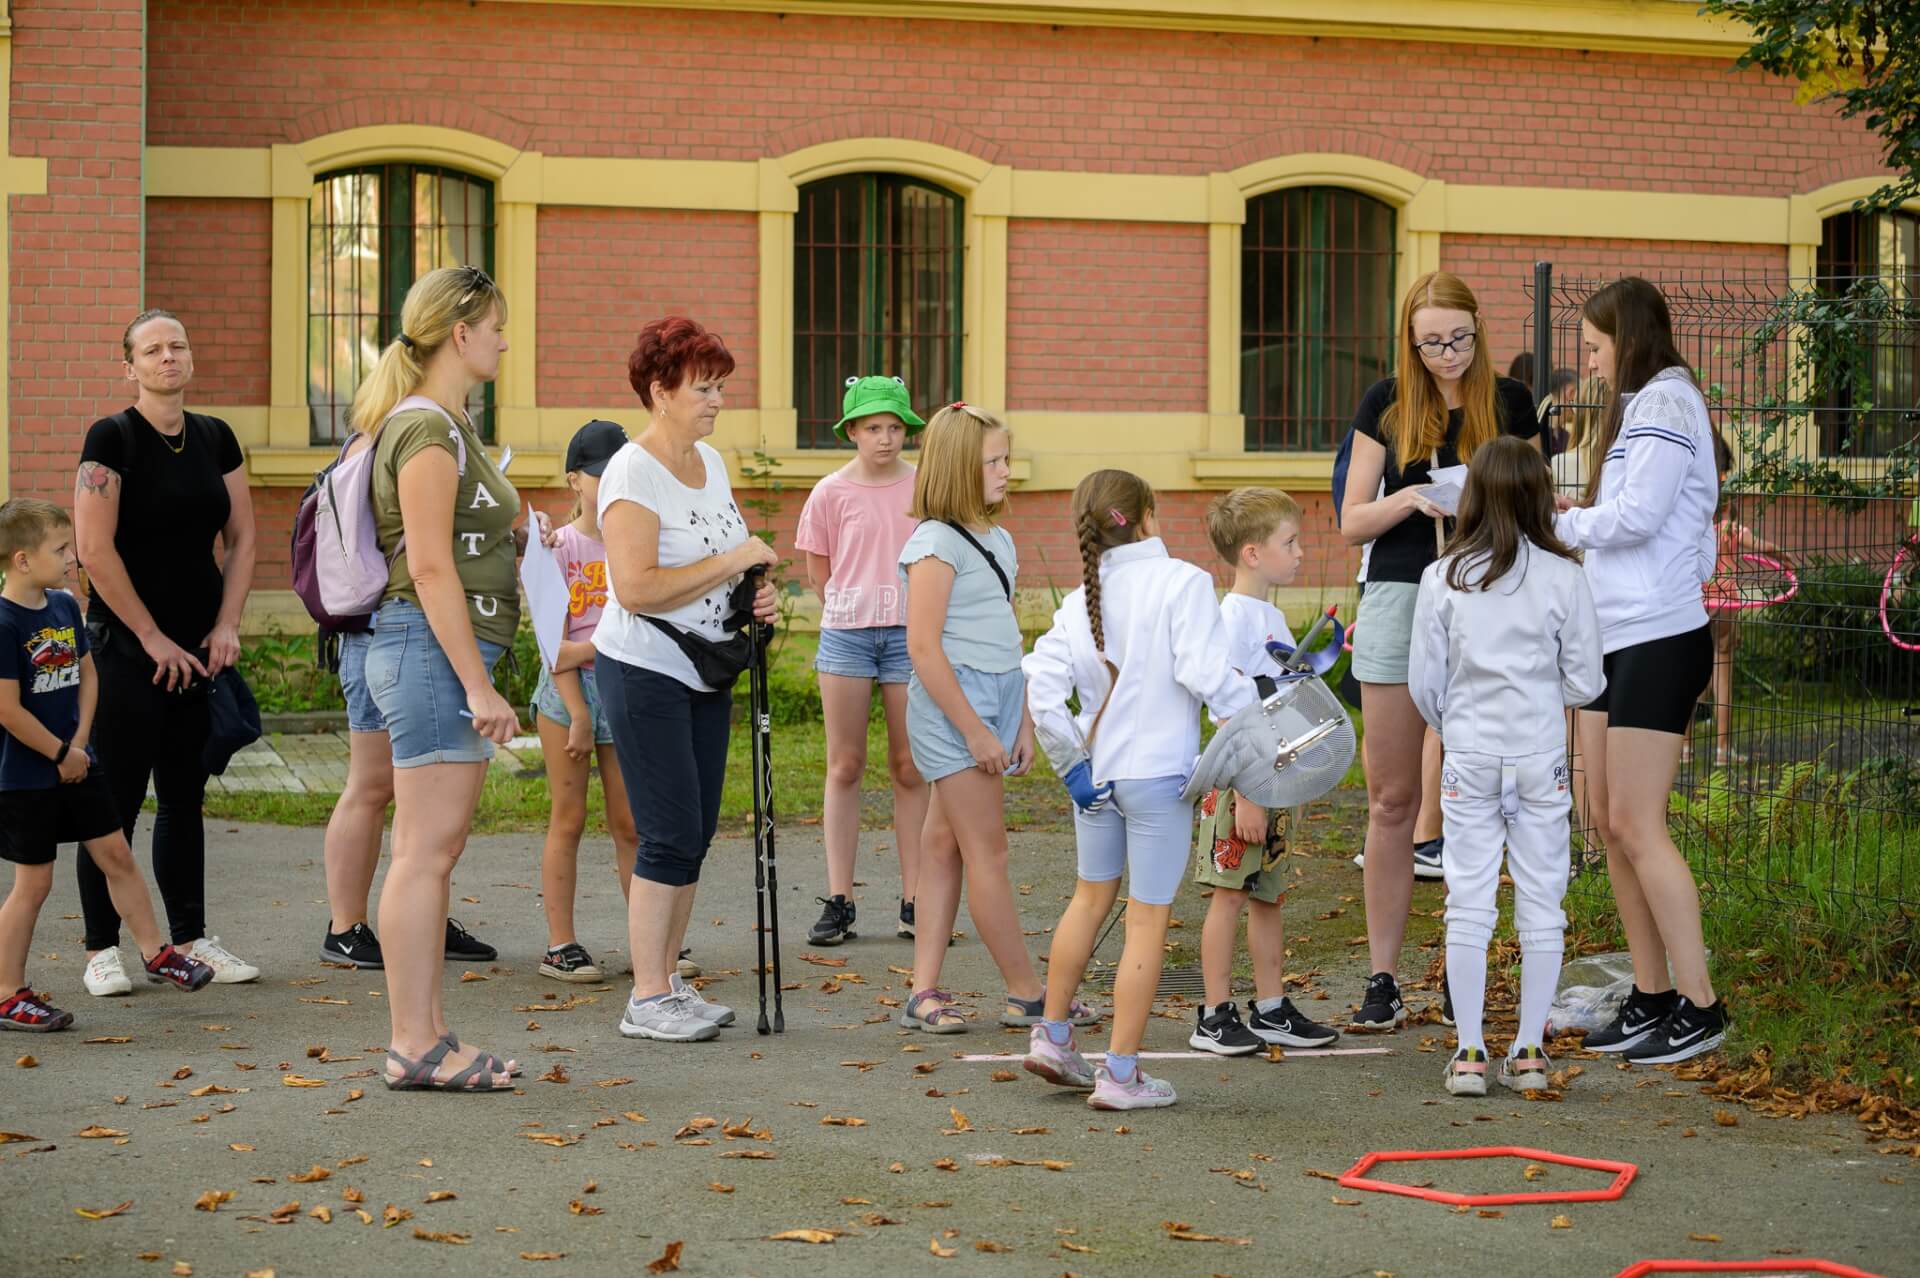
[1527,267,1920,921]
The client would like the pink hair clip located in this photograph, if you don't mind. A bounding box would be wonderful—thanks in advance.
[949,400,967,410]
[1109,507,1127,527]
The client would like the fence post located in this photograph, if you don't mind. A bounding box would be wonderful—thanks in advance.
[1532,260,1554,458]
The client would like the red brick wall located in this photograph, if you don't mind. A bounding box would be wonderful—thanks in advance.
[1006,220,1208,412]
[8,0,148,502]
[144,198,274,405]
[537,207,759,409]
[1443,236,1793,372]
[145,3,1879,196]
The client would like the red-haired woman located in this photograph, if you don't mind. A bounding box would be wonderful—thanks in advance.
[595,317,778,1044]
[1339,271,1542,1032]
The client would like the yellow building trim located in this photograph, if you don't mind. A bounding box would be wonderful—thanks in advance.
[146,146,271,199]
[778,138,998,198]
[473,0,1750,59]
[1190,450,1339,491]
[1445,185,1792,246]
[287,126,523,188]
[538,156,762,211]
[1009,170,1213,224]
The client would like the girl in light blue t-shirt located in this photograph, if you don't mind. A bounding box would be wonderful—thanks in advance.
[894,405,1097,1037]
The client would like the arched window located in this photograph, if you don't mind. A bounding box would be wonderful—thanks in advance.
[308,165,496,444]
[1817,208,1918,457]
[1241,187,1397,451]
[794,174,963,448]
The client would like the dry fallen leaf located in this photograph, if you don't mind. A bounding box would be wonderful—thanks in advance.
[1330,1196,1362,1206]
[228,1143,254,1152]
[821,1115,867,1127]
[974,1240,1012,1253]
[540,1063,571,1084]
[519,1253,567,1262]
[929,1236,956,1258]
[1522,1164,1546,1182]
[990,1070,1018,1082]
[459,971,488,983]
[1713,1110,1739,1128]
[413,1227,471,1245]
[769,1228,839,1244]
[645,1241,684,1273]
[708,1183,734,1193]
[1010,1126,1049,1135]
[945,1106,973,1133]
[1689,1233,1724,1243]
[525,1132,583,1148]
[73,1200,133,1220]
[1061,1239,1095,1254]
[933,1157,959,1171]
[83,1035,133,1044]
[288,1165,332,1184]
[77,1125,128,1139]
[1478,1210,1505,1219]
[193,1189,233,1212]
[382,1204,413,1228]
[16,1055,37,1069]
[1161,1221,1252,1245]
[1551,1215,1573,1229]
[268,1201,302,1220]
[568,1200,604,1216]
[281,1074,328,1088]
[310,1204,333,1223]
[424,1190,457,1203]
[188,1083,239,1097]
[0,1131,39,1143]
[720,1149,776,1160]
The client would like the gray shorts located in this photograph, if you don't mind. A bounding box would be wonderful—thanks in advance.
[905,664,1025,783]
[1350,580,1421,684]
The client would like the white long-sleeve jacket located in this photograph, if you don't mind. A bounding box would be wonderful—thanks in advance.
[1554,366,1719,652]
[1408,542,1606,757]
[1022,538,1256,783]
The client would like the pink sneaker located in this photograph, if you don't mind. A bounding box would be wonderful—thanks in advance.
[1023,1025,1095,1090]
[1087,1063,1177,1110]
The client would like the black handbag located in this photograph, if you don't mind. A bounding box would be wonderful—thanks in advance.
[641,573,772,689]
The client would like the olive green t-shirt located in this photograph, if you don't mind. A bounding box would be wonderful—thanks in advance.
[371,405,521,648]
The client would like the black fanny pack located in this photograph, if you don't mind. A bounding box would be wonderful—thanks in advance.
[641,574,770,688]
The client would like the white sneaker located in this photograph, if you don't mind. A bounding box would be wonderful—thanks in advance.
[670,973,735,1027]
[1086,1063,1177,1110]
[619,989,720,1042]
[83,948,132,997]
[185,936,260,984]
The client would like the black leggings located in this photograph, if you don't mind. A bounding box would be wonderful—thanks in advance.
[77,634,211,951]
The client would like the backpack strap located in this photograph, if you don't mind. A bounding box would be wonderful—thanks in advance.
[940,520,1012,600]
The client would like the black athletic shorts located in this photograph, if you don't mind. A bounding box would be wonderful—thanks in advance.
[0,769,122,866]
[1583,624,1713,735]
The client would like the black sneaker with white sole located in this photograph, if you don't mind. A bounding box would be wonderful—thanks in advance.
[1411,837,1446,880]
[1350,972,1407,1032]
[540,942,602,983]
[1583,985,1681,1053]
[1622,995,1728,1065]
[320,922,384,969]
[1441,972,1454,1026]
[1246,997,1338,1047]
[897,898,915,938]
[1190,1002,1264,1056]
[443,918,497,964]
[808,895,857,946]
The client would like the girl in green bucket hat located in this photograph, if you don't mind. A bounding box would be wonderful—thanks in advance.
[795,376,930,947]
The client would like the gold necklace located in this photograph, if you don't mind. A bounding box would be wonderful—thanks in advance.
[158,427,186,455]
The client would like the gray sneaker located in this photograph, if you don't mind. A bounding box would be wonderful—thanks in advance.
[619,989,720,1042]
[670,973,735,1027]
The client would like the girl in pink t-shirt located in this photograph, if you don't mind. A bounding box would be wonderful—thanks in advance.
[532,421,640,983]
[794,376,930,947]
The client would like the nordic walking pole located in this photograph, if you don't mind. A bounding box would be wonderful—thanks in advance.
[747,567,785,1034]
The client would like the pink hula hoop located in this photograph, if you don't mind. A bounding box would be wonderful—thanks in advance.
[1704,552,1798,613]
[1882,541,1919,653]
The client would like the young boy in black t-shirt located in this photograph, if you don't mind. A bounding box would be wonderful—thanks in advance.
[0,499,212,1031]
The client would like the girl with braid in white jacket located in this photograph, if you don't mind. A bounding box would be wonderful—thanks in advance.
[1409,436,1605,1096]
[1020,469,1256,1111]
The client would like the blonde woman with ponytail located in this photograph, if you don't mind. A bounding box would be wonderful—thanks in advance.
[1021,470,1255,1109]
[893,404,1055,1035]
[1339,270,1543,1033]
[357,265,523,1092]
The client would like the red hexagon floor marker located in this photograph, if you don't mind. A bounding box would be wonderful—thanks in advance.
[1613,1262,1886,1278]
[1337,1145,1637,1207]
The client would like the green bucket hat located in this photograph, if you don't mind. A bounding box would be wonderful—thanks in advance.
[831,375,926,441]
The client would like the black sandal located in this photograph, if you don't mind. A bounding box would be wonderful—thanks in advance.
[385,1037,513,1092]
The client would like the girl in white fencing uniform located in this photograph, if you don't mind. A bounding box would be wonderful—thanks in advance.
[1409,436,1605,1096]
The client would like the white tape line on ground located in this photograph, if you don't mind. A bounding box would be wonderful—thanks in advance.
[958,1048,1391,1062]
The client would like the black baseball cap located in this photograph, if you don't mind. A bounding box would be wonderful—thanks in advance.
[565,419,629,476]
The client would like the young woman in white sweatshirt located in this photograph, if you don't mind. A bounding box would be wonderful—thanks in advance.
[1020,469,1256,1110]
[1554,276,1727,1065]
[1409,437,1605,1096]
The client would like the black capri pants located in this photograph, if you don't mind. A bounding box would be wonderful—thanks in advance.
[597,655,731,887]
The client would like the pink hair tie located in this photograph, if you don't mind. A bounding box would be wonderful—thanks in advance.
[1108,507,1127,527]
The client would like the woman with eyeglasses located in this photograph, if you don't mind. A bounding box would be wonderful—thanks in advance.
[359,264,524,1092]
[1338,270,1542,1032]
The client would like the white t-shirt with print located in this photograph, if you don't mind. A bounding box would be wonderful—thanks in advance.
[591,439,750,691]
[1219,592,1298,679]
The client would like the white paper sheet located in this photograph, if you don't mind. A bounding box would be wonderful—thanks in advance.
[1419,463,1469,517]
[518,502,567,672]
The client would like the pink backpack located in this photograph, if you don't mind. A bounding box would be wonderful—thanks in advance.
[293,395,465,628]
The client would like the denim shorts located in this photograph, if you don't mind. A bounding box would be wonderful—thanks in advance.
[531,664,615,745]
[1350,580,1420,684]
[1074,774,1196,907]
[905,664,1025,784]
[364,598,508,769]
[815,625,911,683]
[337,629,385,734]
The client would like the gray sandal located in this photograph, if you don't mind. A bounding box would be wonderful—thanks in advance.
[899,988,969,1034]
[442,1032,520,1079]
[385,1037,513,1092]
[1000,993,1100,1028]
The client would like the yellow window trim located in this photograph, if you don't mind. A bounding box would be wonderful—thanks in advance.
[471,0,1751,59]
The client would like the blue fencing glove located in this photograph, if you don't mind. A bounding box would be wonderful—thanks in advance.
[1062,760,1114,814]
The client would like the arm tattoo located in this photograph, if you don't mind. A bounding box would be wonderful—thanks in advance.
[76,461,120,499]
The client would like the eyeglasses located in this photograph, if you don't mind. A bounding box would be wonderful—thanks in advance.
[1414,332,1477,359]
